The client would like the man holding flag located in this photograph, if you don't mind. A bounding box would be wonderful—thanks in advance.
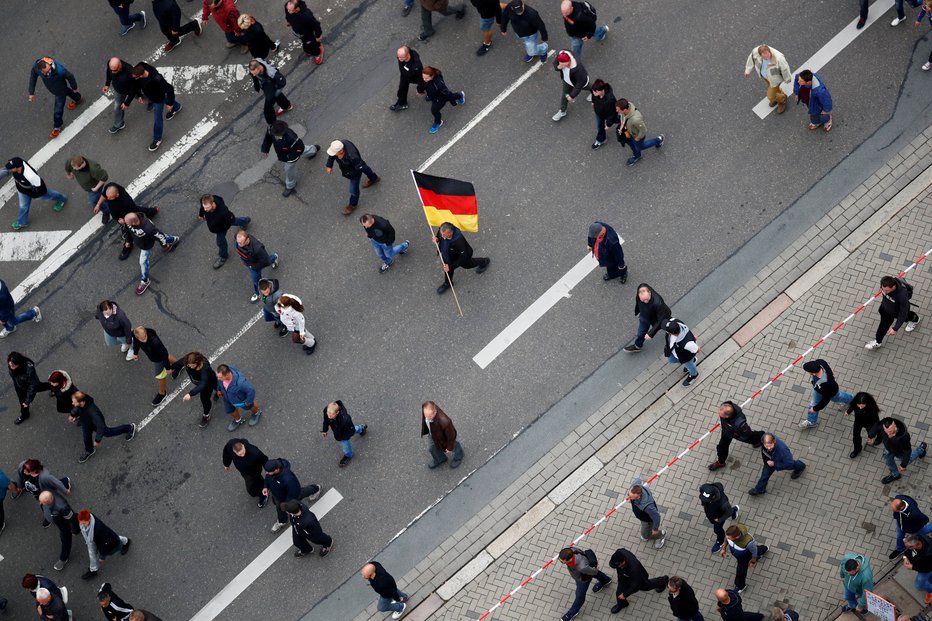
[433,222,490,294]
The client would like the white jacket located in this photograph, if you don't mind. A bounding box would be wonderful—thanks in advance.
[275,295,306,337]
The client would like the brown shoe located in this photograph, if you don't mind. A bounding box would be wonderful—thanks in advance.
[768,100,778,108]
[342,204,356,215]
[708,460,725,471]
[362,176,381,189]
[776,102,786,114]
[240,45,249,54]
[225,41,238,48]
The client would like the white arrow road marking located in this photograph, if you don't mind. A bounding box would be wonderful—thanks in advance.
[188,489,344,621]
[753,0,893,119]
[0,230,72,261]
[160,64,250,95]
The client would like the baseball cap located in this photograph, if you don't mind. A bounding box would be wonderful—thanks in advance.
[326,140,344,156]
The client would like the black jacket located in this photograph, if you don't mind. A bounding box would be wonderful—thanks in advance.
[879,280,914,331]
[132,62,174,104]
[365,215,396,245]
[199,195,238,234]
[845,396,880,428]
[437,226,473,268]
[719,402,758,443]
[235,236,272,269]
[10,359,42,405]
[261,126,307,163]
[222,438,269,475]
[501,3,548,39]
[49,373,78,414]
[423,74,458,104]
[286,1,322,39]
[152,0,183,31]
[562,1,598,38]
[367,562,402,600]
[125,215,171,250]
[592,83,618,122]
[132,327,171,367]
[98,582,134,621]
[86,513,123,556]
[321,400,357,441]
[6,159,47,198]
[609,548,649,593]
[101,183,139,221]
[289,504,326,540]
[470,0,502,20]
[171,359,217,396]
[633,284,671,339]
[868,417,914,466]
[669,582,700,619]
[105,60,138,104]
[242,21,276,59]
[718,589,750,621]
[71,395,110,442]
[808,359,840,412]
[905,533,932,572]
[398,48,426,91]
[699,482,732,522]
[325,140,367,179]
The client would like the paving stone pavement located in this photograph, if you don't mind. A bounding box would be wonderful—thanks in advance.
[350,130,932,621]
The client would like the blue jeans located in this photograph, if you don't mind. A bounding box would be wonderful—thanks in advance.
[338,425,366,457]
[809,111,830,127]
[569,26,607,57]
[348,167,378,206]
[111,4,144,28]
[629,136,661,160]
[1,307,37,331]
[518,33,548,57]
[479,16,495,31]
[895,0,922,18]
[247,254,278,294]
[634,316,652,348]
[377,591,408,613]
[895,522,932,552]
[883,446,926,477]
[52,90,82,129]
[139,235,177,281]
[370,239,409,265]
[403,0,414,7]
[843,586,860,610]
[87,188,103,209]
[753,460,806,493]
[103,332,128,347]
[81,419,134,452]
[806,388,854,424]
[17,189,67,226]
[565,573,611,618]
[216,218,251,258]
[152,100,181,142]
[915,571,932,593]
[668,354,698,377]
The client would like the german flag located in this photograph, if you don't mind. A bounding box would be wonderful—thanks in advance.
[412,171,478,233]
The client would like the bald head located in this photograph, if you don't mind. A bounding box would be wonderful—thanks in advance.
[38,491,54,505]
[130,612,146,621]
[36,587,51,604]
[124,212,141,226]
[560,0,572,16]
[715,588,730,603]
[396,46,411,62]
[109,57,123,72]
[361,563,376,579]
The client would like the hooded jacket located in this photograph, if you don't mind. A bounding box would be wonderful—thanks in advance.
[421,405,458,452]
[325,139,367,179]
[554,51,589,99]
[199,195,238,234]
[633,284,671,338]
[668,581,700,619]
[501,2,548,39]
[64,157,108,192]
[807,359,840,412]
[261,125,307,163]
[222,438,268,475]
[235,235,273,270]
[289,503,327,541]
[760,435,797,470]
[893,495,930,535]
[15,461,69,498]
[587,221,624,267]
[437,225,474,268]
[71,394,111,442]
[620,103,648,140]
[48,370,78,414]
[664,319,698,363]
[592,83,618,123]
[5,158,48,198]
[201,0,241,34]
[218,366,256,407]
[124,215,171,250]
[260,278,283,318]
[629,478,661,528]
[471,0,502,20]
[839,553,874,608]
[98,582,134,621]
[132,327,171,368]
[563,547,599,582]
[263,458,302,502]
[423,73,458,104]
[131,63,174,104]
[364,215,396,245]
[793,72,832,115]
[868,417,913,466]
[562,1,598,38]
[276,295,307,336]
[744,46,792,87]
[321,400,356,441]
[9,358,43,405]
[286,0,322,39]
[718,401,758,443]
[608,548,649,590]
[95,301,133,341]
[717,589,751,621]
[699,482,732,522]
[28,58,78,97]
[879,279,914,331]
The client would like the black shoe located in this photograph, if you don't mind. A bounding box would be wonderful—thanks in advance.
[881,474,902,484]
[682,373,698,386]
[626,156,641,167]
[747,488,765,496]
[427,458,447,469]
[81,570,98,580]
[257,495,268,508]
[165,105,181,120]
[611,601,629,613]
[476,258,490,274]
[78,449,96,463]
[919,441,927,458]
[437,280,451,295]
[171,365,182,379]
[389,103,409,111]
[119,243,132,261]
[14,415,27,425]
[591,578,612,593]
[592,140,605,150]
[402,3,412,16]
[274,320,283,329]
[62,477,72,492]
[476,43,491,56]
[889,549,904,560]
[622,344,641,353]
[199,414,211,428]
[282,187,294,197]
[603,273,618,281]
[102,212,111,225]
[148,139,162,151]
[295,549,309,557]
[279,326,289,337]
[849,449,861,459]
[790,466,805,479]
[151,393,166,406]
[619,270,628,284]
[303,342,316,355]
[856,17,866,29]
[109,123,126,134]
[121,538,132,554]
[42,519,51,529]
[319,545,332,557]
[359,424,368,436]
[339,455,351,468]
[418,31,432,41]
[125,423,137,441]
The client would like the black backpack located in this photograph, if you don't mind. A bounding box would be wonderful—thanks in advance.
[583,548,598,567]
[578,1,597,21]
[898,278,914,299]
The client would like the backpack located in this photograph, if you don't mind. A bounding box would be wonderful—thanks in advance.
[898,278,913,299]
[583,548,598,567]
[271,69,287,90]
[578,1,597,21]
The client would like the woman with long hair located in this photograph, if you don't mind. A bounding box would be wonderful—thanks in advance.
[846,392,881,459]
[7,352,49,425]
[171,351,219,428]
[275,294,316,355]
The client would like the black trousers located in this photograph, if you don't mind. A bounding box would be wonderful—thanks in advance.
[292,528,332,552]
[396,75,424,106]
[716,430,765,462]
[273,485,320,523]
[733,545,767,590]
[242,471,264,499]
[53,512,79,562]
[859,0,869,19]
[852,413,880,452]
[604,260,628,279]
[875,308,919,343]
[710,518,727,544]
[195,388,213,416]
[160,18,198,44]
[299,35,321,56]
[262,91,291,125]
[616,574,667,598]
[448,257,488,280]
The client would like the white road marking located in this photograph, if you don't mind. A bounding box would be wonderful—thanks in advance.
[150,64,250,95]
[472,252,601,369]
[753,0,893,119]
[0,230,72,261]
[188,489,343,621]
[10,113,219,302]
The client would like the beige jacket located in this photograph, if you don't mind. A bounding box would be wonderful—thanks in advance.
[744,46,791,87]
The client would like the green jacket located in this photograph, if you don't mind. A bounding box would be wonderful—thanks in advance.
[839,553,874,608]
[622,104,647,140]
[65,157,109,192]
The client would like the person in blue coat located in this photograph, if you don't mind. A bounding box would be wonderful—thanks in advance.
[793,69,833,132]
[262,459,321,532]
[0,278,41,338]
[216,364,262,431]
[748,433,805,496]
[587,221,627,282]
[0,468,9,532]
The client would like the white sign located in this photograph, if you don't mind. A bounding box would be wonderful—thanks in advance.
[865,589,896,621]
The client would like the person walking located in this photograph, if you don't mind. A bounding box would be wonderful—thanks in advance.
[38,491,79,572]
[471,0,502,55]
[261,120,320,197]
[616,98,664,166]
[892,0,923,25]
[797,359,854,429]
[889,496,932,559]
[2,157,67,231]
[21,574,64,602]
[433,221,490,294]
[590,79,620,149]
[708,401,764,471]
[552,50,589,122]
[715,588,764,621]
[98,182,159,248]
[249,58,291,125]
[793,70,832,132]
[258,278,285,333]
[238,14,280,59]
[27,57,82,139]
[131,62,183,151]
[664,319,699,386]
[626,478,666,549]
[198,194,251,269]
[500,0,549,63]
[919,1,932,71]
[0,467,9,533]
[418,0,467,42]
[152,0,202,53]
[747,432,805,496]
[171,351,218,427]
[0,279,41,339]
[743,45,791,115]
[36,587,69,621]
[560,0,608,59]
[390,46,425,111]
[700,482,740,553]
[325,140,380,215]
[557,546,612,621]
[98,582,134,621]
[130,611,163,621]
[421,66,466,134]
[360,213,410,273]
[846,392,882,459]
[11,459,73,522]
[8,352,48,425]
[47,370,79,417]
[123,212,180,295]
[623,284,672,353]
[216,364,263,430]
[109,0,147,35]
[95,300,135,361]
[903,534,932,604]
[77,509,131,580]
[283,500,333,557]
[201,0,245,50]
[103,58,139,135]
[421,400,464,468]
[865,276,921,349]
[321,400,368,468]
[839,554,874,613]
[285,0,324,64]
[720,523,768,593]
[362,562,409,619]
[235,230,279,302]
[275,294,316,354]
[68,391,136,463]
[608,548,667,613]
[867,417,927,484]
[667,576,703,621]
[222,438,269,507]
[263,458,321,532]
[64,156,109,213]
[587,221,627,282]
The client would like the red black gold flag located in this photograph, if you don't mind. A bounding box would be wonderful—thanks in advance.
[411,171,478,233]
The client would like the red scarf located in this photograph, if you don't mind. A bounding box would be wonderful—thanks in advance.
[592,230,605,260]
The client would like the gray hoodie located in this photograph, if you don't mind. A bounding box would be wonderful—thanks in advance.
[630,478,661,529]
[563,547,599,583]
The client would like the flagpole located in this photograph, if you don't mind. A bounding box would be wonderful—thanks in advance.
[411,169,464,317]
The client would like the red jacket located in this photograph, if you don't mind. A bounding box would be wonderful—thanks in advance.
[202,0,241,33]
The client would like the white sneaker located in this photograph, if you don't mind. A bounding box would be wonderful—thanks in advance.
[271,521,287,533]
[125,348,134,361]
[732,505,740,521]
[864,340,883,350]
[924,62,932,71]
[33,307,42,322]
[654,532,666,549]
[120,342,131,353]
[0,327,12,338]
[905,317,920,332]
[552,110,567,121]
[391,603,407,619]
[892,16,905,25]
[798,419,818,429]
[250,293,260,303]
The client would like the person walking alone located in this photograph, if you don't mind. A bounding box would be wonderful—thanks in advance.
[222,438,269,507]
[249,59,291,125]
[608,548,668,613]
[846,392,882,459]
[7,352,48,425]
[27,57,82,139]
[421,400,464,468]
[663,318,700,386]
[362,562,409,619]
[283,500,333,557]
[743,45,791,115]
[2,157,67,231]
[839,554,874,613]
[587,221,627,282]
[623,283,671,353]
[560,0,608,59]
[865,276,921,349]
[131,63,183,151]
[626,478,666,549]
[0,278,41,339]
[421,66,466,134]
[551,50,589,122]
[95,300,135,361]
[69,391,136,463]
[275,294,316,354]
[747,433,805,496]
[707,401,764,471]
[325,140,381,215]
[616,98,664,166]
[235,230,279,302]
[557,546,612,621]
[720,523,768,593]
[216,364,263,430]
[131,326,176,404]
[797,359,854,429]
[433,221,490,294]
[171,351,218,427]
[285,0,324,64]
[793,69,833,132]
[360,213,410,273]
[260,120,320,197]
[321,400,367,468]
[198,194,251,269]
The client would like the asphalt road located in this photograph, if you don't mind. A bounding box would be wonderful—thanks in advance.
[2,0,932,619]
